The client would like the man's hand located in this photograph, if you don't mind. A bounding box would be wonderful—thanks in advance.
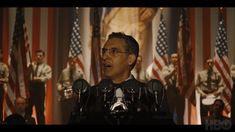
[33,77,41,82]
[213,91,221,97]
[201,93,207,98]
[0,78,7,84]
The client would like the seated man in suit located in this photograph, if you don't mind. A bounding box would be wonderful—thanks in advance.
[4,113,26,125]
[206,99,230,123]
[72,32,171,125]
[15,96,36,124]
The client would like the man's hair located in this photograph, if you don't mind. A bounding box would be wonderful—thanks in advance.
[214,99,225,108]
[36,49,45,56]
[15,96,26,104]
[108,32,139,69]
[4,114,26,125]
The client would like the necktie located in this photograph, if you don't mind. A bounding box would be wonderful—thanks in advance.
[207,70,212,91]
[34,64,39,77]
[69,69,73,82]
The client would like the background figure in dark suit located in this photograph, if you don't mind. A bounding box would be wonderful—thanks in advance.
[72,32,171,124]
[206,99,230,123]
[0,49,9,124]
[15,96,36,124]
[162,53,185,124]
[4,113,26,125]
[26,49,52,124]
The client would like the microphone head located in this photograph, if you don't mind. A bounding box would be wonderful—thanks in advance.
[146,79,164,94]
[122,79,140,94]
[99,78,113,93]
[72,79,90,94]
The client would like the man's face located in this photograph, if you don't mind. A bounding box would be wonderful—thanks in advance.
[212,100,224,114]
[206,59,214,69]
[15,98,26,114]
[36,52,44,64]
[170,53,178,65]
[68,57,76,69]
[102,38,130,82]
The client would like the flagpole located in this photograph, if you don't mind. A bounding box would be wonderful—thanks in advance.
[160,7,163,15]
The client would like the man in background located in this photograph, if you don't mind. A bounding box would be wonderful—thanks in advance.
[196,59,224,124]
[208,99,230,122]
[26,49,52,124]
[0,49,9,124]
[57,56,83,124]
[15,96,36,124]
[162,53,185,125]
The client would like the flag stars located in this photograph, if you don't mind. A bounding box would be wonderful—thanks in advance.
[155,14,168,57]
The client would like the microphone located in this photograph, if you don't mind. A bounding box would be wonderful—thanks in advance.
[146,79,164,112]
[99,79,113,102]
[110,88,128,111]
[154,91,158,112]
[116,88,124,101]
[154,91,158,105]
[72,79,90,104]
[122,79,139,102]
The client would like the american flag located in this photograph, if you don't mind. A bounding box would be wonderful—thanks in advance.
[213,8,233,114]
[69,7,85,78]
[151,11,169,84]
[90,8,102,85]
[5,8,30,115]
[177,8,195,105]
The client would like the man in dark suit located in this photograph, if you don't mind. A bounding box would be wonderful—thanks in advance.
[207,99,230,123]
[0,49,9,124]
[3,96,36,125]
[15,96,36,124]
[71,32,172,125]
[26,49,52,124]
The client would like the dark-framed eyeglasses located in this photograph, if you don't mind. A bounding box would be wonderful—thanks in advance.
[102,47,129,57]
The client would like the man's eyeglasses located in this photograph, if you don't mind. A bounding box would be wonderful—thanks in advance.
[102,47,129,56]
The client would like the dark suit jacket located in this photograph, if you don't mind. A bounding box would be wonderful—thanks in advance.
[69,78,173,124]
[24,114,36,125]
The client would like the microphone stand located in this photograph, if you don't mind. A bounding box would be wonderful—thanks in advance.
[154,91,158,112]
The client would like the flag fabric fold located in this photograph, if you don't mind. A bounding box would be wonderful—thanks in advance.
[150,11,169,85]
[90,8,102,85]
[69,7,86,79]
[177,8,195,105]
[5,8,30,116]
[213,8,233,114]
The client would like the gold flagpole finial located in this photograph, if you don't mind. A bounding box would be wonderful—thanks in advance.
[159,7,164,14]
[219,7,224,13]
[75,7,79,14]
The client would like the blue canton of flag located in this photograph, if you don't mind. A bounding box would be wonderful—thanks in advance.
[69,8,85,79]
[215,18,228,58]
[70,8,82,58]
[150,11,169,84]
[156,14,168,57]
